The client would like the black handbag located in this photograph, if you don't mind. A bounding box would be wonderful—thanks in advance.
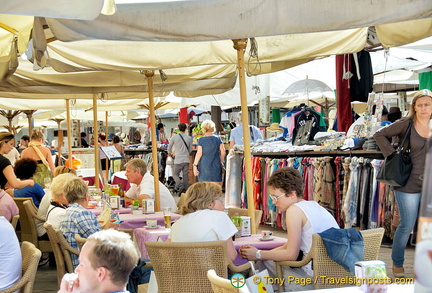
[376,120,413,187]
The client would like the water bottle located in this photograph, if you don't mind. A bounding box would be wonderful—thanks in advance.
[414,120,432,293]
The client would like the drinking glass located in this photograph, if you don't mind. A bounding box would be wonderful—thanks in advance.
[163,207,172,228]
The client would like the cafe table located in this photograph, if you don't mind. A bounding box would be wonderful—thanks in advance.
[133,229,286,262]
[89,207,181,230]
[232,234,286,265]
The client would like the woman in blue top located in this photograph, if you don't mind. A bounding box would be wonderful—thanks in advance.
[13,158,45,207]
[193,120,226,184]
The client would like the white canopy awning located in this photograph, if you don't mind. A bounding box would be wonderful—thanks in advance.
[45,0,432,42]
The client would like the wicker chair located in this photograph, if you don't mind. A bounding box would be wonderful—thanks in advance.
[207,269,250,293]
[56,229,80,273]
[227,208,263,229]
[74,233,87,250]
[11,214,19,230]
[13,198,52,253]
[146,240,251,293]
[2,241,42,293]
[275,227,385,291]
[44,223,68,285]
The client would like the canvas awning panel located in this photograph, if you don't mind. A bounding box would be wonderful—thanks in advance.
[0,0,106,20]
[45,0,432,42]
[43,28,368,75]
[376,18,432,48]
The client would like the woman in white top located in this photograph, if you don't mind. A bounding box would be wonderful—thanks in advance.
[45,173,77,229]
[168,182,238,261]
[240,167,339,291]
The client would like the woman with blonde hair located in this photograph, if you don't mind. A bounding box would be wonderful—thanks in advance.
[193,120,226,184]
[168,182,238,261]
[21,129,55,186]
[374,89,432,277]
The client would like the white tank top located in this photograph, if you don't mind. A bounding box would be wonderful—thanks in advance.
[293,200,339,275]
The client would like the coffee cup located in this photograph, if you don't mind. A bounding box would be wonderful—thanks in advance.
[262,230,273,239]
[146,219,158,227]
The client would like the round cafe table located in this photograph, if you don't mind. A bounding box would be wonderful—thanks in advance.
[118,211,181,230]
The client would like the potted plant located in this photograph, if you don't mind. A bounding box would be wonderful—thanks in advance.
[131,200,141,215]
[231,215,243,238]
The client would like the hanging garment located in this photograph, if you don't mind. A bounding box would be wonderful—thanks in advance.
[343,157,360,228]
[321,157,336,217]
[350,50,374,102]
[225,151,243,208]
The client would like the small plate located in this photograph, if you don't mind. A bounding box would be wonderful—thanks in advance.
[259,237,274,241]
[144,225,160,229]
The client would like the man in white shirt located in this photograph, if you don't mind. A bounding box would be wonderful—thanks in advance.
[0,216,21,292]
[124,159,177,211]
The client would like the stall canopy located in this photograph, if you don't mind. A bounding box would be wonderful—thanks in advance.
[45,0,432,42]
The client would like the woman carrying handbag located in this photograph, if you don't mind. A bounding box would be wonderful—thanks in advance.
[373,89,432,278]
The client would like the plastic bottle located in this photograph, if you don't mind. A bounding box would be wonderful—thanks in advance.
[414,120,432,293]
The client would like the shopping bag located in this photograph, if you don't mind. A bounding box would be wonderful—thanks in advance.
[245,262,275,293]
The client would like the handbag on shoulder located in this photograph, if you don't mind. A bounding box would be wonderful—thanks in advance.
[376,119,413,187]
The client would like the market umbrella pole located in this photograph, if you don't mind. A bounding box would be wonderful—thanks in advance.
[144,70,161,211]
[52,118,64,166]
[105,111,109,182]
[93,94,100,189]
[233,39,256,234]
[66,99,72,169]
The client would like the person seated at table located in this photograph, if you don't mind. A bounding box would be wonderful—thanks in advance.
[13,158,45,208]
[124,158,177,211]
[0,189,18,222]
[45,173,77,229]
[167,182,238,261]
[36,166,78,239]
[59,177,119,268]
[58,229,140,293]
[0,216,22,292]
[239,167,339,291]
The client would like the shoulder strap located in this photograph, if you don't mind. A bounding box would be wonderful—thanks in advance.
[397,119,412,152]
[178,133,189,150]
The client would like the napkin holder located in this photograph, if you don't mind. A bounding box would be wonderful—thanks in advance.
[142,198,155,214]
[240,216,251,237]
[109,196,120,209]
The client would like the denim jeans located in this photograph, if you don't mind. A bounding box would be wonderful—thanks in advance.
[392,190,421,267]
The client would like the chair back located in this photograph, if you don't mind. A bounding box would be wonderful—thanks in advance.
[207,269,250,293]
[23,200,52,253]
[13,197,36,243]
[44,222,67,285]
[74,234,87,250]
[1,241,42,293]
[11,214,19,230]
[146,241,230,292]
[276,227,385,290]
[227,208,263,229]
[312,228,384,288]
[56,229,80,273]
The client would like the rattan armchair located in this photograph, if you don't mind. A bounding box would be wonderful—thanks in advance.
[207,269,250,293]
[146,240,251,293]
[2,241,42,293]
[227,208,263,229]
[44,222,68,285]
[74,233,87,250]
[275,227,385,291]
[56,229,80,273]
[13,198,52,253]
[11,214,19,230]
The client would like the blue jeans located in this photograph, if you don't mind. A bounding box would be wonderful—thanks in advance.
[392,191,421,267]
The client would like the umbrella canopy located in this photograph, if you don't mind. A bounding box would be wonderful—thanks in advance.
[282,78,335,100]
